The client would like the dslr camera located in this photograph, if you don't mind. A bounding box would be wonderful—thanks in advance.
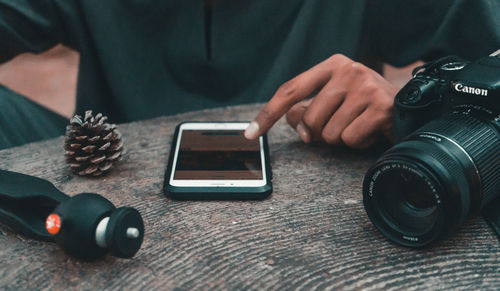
[363,54,500,247]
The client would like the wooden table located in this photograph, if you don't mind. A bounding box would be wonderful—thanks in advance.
[0,104,498,290]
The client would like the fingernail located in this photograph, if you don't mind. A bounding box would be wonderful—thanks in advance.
[296,122,311,144]
[244,121,260,139]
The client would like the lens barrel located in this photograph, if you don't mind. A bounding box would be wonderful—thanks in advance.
[363,111,500,246]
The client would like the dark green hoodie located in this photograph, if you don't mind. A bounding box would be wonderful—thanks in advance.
[1,0,500,123]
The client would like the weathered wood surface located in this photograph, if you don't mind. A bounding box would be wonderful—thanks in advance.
[0,104,498,290]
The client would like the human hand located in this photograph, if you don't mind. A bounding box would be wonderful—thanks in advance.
[244,54,398,149]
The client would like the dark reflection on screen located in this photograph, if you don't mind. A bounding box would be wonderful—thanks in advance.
[174,130,263,180]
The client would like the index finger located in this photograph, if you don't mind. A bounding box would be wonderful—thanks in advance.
[244,60,333,139]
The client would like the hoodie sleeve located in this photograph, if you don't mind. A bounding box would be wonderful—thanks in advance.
[366,0,500,66]
[0,0,77,63]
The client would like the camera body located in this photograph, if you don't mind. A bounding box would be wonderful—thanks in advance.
[393,55,500,142]
[363,55,500,247]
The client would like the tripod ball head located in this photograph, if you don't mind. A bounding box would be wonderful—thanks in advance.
[47,193,144,260]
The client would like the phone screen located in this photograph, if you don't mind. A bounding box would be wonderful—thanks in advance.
[173,130,263,180]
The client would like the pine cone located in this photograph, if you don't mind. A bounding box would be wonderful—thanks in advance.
[64,110,124,176]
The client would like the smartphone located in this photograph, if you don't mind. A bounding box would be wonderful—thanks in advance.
[163,122,272,200]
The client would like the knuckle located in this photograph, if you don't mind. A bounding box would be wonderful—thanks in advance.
[360,78,384,96]
[341,130,360,148]
[278,80,299,100]
[329,54,357,76]
[329,53,349,63]
[340,60,355,72]
[329,54,343,62]
[285,111,296,126]
[285,114,292,126]
[259,106,275,122]
[345,62,370,81]
[339,62,352,74]
[341,65,363,84]
[362,82,378,95]
[329,55,349,71]
[302,112,320,132]
[350,62,364,73]
[372,96,394,114]
[321,128,341,145]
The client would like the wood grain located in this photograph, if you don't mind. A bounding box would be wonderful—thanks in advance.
[0,104,498,290]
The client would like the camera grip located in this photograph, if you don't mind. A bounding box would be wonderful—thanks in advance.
[393,77,444,142]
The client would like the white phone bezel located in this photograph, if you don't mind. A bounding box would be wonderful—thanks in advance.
[169,122,267,187]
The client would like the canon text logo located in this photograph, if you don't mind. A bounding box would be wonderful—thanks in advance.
[454,83,488,96]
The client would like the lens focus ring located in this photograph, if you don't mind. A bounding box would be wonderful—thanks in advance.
[413,112,500,209]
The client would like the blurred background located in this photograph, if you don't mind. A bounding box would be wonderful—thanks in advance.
[0,46,418,119]
[0,45,78,118]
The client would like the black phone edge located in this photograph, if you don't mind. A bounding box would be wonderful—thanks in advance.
[162,121,273,200]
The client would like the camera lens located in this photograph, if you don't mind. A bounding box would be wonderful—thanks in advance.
[363,111,500,247]
[365,159,447,246]
[378,169,438,232]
